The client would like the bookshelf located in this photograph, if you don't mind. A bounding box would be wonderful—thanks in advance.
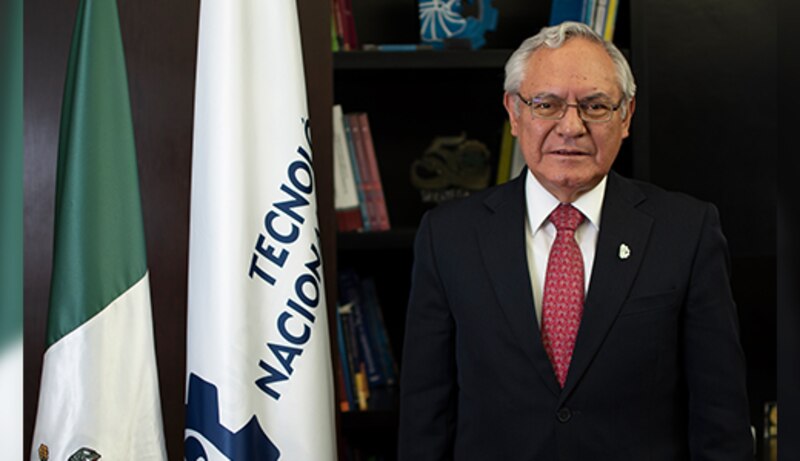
[329,2,631,459]
[328,0,775,458]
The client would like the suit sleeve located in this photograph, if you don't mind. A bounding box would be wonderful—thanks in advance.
[684,203,753,460]
[397,212,458,461]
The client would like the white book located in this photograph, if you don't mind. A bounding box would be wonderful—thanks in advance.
[593,0,608,36]
[333,104,360,211]
[510,137,527,179]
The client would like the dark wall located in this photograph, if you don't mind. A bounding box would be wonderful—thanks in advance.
[23,0,332,459]
[631,0,776,255]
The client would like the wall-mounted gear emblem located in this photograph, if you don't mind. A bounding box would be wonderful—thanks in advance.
[418,0,498,49]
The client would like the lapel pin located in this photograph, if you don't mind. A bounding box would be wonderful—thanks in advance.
[618,243,631,260]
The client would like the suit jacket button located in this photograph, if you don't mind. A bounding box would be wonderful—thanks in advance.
[557,408,572,423]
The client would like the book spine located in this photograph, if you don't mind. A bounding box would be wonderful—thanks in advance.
[343,113,371,231]
[509,137,526,179]
[330,0,340,52]
[360,277,398,386]
[581,0,597,27]
[337,304,357,411]
[335,305,354,411]
[354,363,369,411]
[347,113,378,231]
[593,0,608,36]
[495,120,513,185]
[341,302,366,410]
[339,0,358,50]
[603,0,619,41]
[357,112,390,231]
[549,0,584,25]
[340,269,383,387]
[333,105,363,232]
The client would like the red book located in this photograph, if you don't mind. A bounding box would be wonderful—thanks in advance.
[338,0,358,50]
[346,113,379,231]
[355,112,390,231]
[331,0,347,51]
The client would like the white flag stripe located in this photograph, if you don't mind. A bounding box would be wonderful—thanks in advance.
[31,273,166,460]
[186,0,336,459]
[0,340,22,459]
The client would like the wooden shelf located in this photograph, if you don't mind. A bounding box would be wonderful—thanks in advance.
[341,409,399,436]
[334,49,513,70]
[338,228,417,250]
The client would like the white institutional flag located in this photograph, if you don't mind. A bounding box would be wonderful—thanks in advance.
[185,1,337,460]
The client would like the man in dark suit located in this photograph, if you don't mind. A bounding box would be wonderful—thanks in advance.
[398,21,752,460]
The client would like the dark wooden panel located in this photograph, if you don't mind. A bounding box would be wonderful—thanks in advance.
[23,0,78,454]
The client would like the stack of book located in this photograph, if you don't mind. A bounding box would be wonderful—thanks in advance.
[335,268,399,412]
[333,105,391,233]
[495,120,526,185]
[549,0,620,41]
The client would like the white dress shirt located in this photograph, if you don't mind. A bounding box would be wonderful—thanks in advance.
[524,170,606,326]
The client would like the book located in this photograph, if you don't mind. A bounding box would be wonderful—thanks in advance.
[602,0,619,41]
[343,113,371,231]
[333,105,363,232]
[339,301,366,410]
[592,0,609,37]
[331,0,345,51]
[581,0,597,26]
[548,0,584,25]
[354,363,369,411]
[509,137,526,180]
[495,120,514,185]
[359,277,398,386]
[339,268,383,388]
[347,112,385,232]
[331,0,341,52]
[355,112,390,231]
[339,0,359,50]
[335,304,355,411]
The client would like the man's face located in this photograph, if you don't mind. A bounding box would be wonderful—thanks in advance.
[504,38,634,202]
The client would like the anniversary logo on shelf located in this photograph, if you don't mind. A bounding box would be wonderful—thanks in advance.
[410,132,492,204]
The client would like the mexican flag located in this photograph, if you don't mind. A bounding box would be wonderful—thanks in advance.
[184,0,337,459]
[0,0,23,457]
[30,0,167,459]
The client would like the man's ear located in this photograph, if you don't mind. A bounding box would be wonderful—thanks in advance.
[621,96,636,139]
[503,92,521,137]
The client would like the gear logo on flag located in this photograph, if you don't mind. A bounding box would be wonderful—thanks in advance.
[184,374,280,461]
[68,447,101,461]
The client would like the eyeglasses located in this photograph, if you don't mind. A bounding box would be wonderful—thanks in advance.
[517,93,623,123]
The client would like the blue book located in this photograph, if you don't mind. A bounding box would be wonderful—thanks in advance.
[343,115,370,231]
[549,0,584,25]
[336,304,356,410]
[340,268,383,387]
[360,277,398,386]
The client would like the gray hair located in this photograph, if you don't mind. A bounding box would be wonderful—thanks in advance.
[504,21,636,118]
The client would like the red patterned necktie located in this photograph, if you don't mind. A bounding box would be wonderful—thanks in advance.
[541,203,585,388]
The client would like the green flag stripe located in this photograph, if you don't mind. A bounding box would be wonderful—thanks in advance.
[0,0,23,349]
[47,0,147,346]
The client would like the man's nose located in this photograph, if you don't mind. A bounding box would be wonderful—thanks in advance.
[555,104,587,137]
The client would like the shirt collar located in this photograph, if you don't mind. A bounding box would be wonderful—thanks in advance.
[525,169,606,232]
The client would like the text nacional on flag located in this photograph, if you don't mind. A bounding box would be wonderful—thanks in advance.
[247,119,327,401]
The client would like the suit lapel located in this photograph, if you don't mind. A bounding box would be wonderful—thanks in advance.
[559,172,653,400]
[478,174,561,396]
